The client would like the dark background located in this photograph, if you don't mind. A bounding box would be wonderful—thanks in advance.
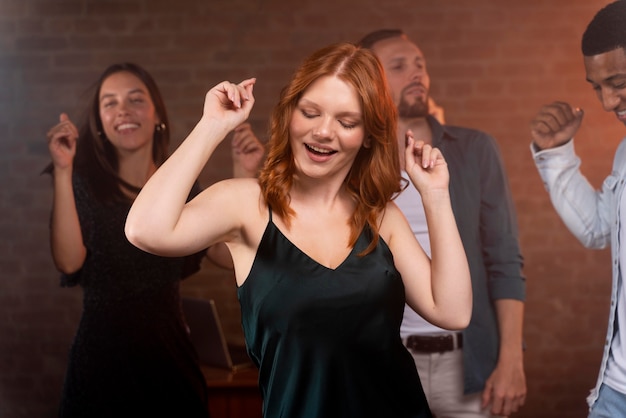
[0,0,621,416]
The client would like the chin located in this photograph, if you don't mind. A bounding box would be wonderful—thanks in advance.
[398,101,428,119]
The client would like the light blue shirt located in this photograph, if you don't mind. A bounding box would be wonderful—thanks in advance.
[531,138,626,407]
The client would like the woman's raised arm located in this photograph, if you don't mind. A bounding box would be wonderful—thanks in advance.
[125,79,256,257]
[389,132,472,330]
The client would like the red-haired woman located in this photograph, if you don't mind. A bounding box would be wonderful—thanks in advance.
[125,43,471,418]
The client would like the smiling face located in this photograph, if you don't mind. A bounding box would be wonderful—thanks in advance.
[288,75,365,182]
[370,35,431,119]
[98,71,160,157]
[584,47,626,125]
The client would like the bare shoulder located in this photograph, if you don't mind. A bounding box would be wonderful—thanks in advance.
[205,177,260,204]
[380,200,407,225]
[378,201,410,243]
[208,176,263,208]
[211,177,259,191]
[206,177,268,230]
[207,178,268,283]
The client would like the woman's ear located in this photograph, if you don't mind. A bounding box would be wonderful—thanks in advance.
[363,135,372,149]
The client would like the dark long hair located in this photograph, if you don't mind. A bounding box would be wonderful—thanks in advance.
[45,63,170,204]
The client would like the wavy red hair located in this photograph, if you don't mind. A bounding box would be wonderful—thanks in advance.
[258,42,402,255]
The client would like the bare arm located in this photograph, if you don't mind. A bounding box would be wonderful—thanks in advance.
[389,132,472,330]
[205,122,266,270]
[125,79,256,257]
[47,114,86,273]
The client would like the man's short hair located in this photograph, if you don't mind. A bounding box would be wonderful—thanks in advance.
[582,0,626,56]
[358,29,405,49]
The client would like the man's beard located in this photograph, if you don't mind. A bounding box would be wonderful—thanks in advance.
[398,95,429,119]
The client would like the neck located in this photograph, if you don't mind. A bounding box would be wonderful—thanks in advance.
[291,172,343,200]
[117,148,156,189]
[288,179,354,226]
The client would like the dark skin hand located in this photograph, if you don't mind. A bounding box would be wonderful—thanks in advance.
[530,101,584,150]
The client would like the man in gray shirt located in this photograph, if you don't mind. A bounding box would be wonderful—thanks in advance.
[360,29,526,417]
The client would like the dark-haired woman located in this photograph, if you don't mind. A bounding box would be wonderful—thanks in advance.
[45,63,263,418]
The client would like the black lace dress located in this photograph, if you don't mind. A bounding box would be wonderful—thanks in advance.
[57,175,209,418]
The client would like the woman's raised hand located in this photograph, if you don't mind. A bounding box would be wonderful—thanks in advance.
[46,113,78,171]
[404,129,449,194]
[202,78,256,133]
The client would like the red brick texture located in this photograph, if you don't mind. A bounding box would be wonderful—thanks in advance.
[0,0,619,416]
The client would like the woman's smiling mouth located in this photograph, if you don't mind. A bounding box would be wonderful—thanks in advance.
[305,143,337,156]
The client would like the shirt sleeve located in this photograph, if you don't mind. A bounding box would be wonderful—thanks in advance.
[479,134,526,301]
[531,139,613,250]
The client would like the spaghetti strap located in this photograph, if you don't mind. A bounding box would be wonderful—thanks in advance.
[237,215,430,417]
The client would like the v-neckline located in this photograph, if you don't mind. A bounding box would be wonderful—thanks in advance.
[271,220,358,271]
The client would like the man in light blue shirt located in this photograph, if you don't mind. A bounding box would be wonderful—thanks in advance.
[530,1,626,416]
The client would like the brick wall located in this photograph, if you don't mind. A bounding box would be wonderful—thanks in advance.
[0,0,619,416]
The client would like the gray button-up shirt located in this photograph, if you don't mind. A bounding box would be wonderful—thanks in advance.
[429,116,526,394]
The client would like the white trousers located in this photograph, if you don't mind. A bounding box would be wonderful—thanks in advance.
[409,347,503,418]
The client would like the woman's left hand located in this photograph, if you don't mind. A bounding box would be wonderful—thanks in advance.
[404,129,449,193]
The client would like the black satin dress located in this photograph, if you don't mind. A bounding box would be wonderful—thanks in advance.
[57,175,209,418]
[237,210,432,418]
